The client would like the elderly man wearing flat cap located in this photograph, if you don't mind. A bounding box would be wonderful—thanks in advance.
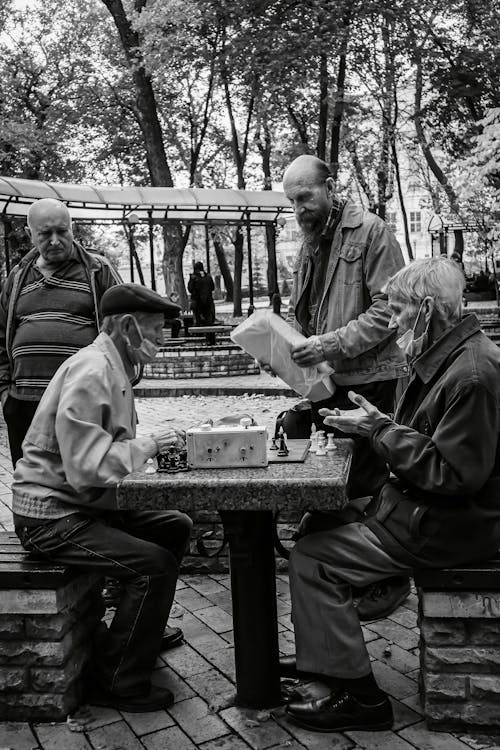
[12,283,193,713]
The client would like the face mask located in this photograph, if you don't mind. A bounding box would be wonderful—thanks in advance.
[124,317,159,364]
[396,301,430,360]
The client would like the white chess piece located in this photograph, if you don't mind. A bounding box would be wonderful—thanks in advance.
[144,458,157,474]
[309,424,318,452]
[326,433,336,451]
[315,431,327,456]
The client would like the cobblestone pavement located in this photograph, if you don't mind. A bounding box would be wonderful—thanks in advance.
[1,397,499,749]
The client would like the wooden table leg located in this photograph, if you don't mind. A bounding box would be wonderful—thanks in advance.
[220,510,282,708]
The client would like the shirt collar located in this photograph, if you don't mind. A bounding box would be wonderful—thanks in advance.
[412,314,482,384]
[321,197,346,239]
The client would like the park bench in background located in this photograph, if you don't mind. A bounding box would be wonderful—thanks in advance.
[415,556,500,732]
[0,532,103,720]
[189,324,234,345]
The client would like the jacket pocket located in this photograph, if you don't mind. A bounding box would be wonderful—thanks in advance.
[376,484,431,552]
[339,243,363,285]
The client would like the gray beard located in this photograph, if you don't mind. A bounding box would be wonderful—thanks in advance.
[301,226,323,254]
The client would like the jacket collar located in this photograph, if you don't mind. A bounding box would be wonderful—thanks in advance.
[338,200,364,230]
[93,332,130,393]
[413,314,481,384]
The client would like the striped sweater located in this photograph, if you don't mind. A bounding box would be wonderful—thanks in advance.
[0,244,122,401]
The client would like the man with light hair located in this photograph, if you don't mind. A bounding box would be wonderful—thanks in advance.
[0,197,121,465]
[284,256,500,733]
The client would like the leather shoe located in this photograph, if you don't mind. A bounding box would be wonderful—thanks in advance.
[286,689,393,732]
[280,655,323,681]
[282,678,340,704]
[87,684,174,713]
[161,625,184,651]
[355,576,411,621]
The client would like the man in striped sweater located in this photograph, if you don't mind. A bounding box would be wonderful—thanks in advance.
[0,198,122,466]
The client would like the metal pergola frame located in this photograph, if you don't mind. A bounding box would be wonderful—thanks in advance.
[0,177,294,303]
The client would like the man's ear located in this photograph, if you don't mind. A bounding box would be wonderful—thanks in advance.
[117,314,133,337]
[325,176,335,199]
[25,225,32,241]
[423,296,434,324]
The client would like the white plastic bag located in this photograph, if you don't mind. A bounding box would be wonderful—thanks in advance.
[231,310,335,402]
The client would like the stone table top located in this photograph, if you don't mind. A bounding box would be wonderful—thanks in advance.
[117,438,353,514]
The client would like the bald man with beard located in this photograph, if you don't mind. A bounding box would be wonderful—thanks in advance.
[274,155,410,622]
[0,198,122,465]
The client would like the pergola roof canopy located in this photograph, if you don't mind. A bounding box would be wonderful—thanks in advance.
[0,176,294,226]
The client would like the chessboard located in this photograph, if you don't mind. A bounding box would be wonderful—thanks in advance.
[267,438,311,463]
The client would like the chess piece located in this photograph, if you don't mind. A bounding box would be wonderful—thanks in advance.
[277,426,289,457]
[315,431,327,456]
[270,436,278,451]
[309,424,318,452]
[144,458,157,474]
[326,433,336,451]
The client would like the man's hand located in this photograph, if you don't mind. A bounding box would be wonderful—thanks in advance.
[291,336,325,367]
[151,427,186,453]
[319,391,388,437]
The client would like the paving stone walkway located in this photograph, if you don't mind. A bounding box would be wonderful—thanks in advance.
[1,392,499,749]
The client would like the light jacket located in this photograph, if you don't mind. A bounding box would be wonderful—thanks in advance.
[0,242,122,399]
[12,333,157,520]
[287,201,407,385]
[366,314,500,567]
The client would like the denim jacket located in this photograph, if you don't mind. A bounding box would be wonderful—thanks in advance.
[366,315,500,567]
[287,201,407,385]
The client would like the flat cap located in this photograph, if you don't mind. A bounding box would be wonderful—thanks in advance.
[100,283,181,319]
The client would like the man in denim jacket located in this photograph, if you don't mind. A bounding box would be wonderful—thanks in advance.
[278,155,409,619]
[284,256,500,733]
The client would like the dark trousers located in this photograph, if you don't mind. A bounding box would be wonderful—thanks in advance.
[2,396,39,466]
[282,379,397,500]
[16,510,193,697]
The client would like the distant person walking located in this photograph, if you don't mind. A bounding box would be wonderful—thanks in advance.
[188,261,215,325]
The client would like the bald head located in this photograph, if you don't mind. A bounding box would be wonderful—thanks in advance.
[283,155,334,236]
[283,155,332,192]
[27,198,71,230]
[27,198,74,269]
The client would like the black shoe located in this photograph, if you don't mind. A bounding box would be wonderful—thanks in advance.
[87,684,174,713]
[355,577,411,621]
[280,655,323,681]
[282,678,341,704]
[286,689,393,732]
[161,625,184,651]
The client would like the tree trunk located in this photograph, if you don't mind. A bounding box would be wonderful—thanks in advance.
[255,113,278,301]
[101,0,186,299]
[414,57,462,219]
[391,139,413,260]
[329,3,352,182]
[316,52,328,160]
[212,232,234,302]
[453,229,464,260]
[232,229,244,317]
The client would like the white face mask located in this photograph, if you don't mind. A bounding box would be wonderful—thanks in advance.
[124,317,159,364]
[396,301,430,360]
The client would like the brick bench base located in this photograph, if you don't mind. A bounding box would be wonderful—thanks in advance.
[415,556,500,731]
[0,532,104,721]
